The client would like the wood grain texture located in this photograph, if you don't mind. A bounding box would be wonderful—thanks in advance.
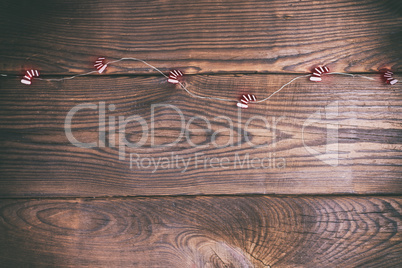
[0,196,400,267]
[0,0,401,75]
[0,74,401,197]
[1,1,401,267]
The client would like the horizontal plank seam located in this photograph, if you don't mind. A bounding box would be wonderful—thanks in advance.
[0,193,401,200]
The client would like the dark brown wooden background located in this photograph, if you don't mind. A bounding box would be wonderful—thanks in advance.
[0,0,401,267]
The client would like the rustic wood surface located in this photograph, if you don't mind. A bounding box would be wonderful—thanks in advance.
[0,0,401,266]
[0,196,400,267]
[0,74,401,196]
[0,0,401,75]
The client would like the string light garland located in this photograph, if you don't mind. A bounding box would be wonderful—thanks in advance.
[0,57,398,109]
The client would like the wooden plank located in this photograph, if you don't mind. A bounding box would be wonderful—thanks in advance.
[0,0,401,74]
[0,74,401,197]
[0,196,400,267]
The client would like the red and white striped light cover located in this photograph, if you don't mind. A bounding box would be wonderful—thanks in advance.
[383,70,398,85]
[167,70,183,84]
[237,94,257,109]
[20,69,40,85]
[94,57,108,74]
[309,66,330,82]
